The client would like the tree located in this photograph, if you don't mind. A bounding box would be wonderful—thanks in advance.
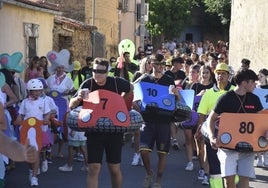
[146,0,197,39]
[201,0,231,25]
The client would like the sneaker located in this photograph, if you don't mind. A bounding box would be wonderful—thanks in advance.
[81,165,88,171]
[192,150,198,160]
[58,164,72,172]
[47,158,53,164]
[152,182,161,188]
[30,176,38,187]
[131,153,142,166]
[185,161,194,171]
[41,160,48,173]
[198,169,205,180]
[263,152,268,167]
[29,170,33,182]
[202,175,209,185]
[75,155,84,162]
[256,155,263,167]
[171,139,179,150]
[143,170,154,188]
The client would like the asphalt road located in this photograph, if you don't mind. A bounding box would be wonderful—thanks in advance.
[4,130,268,188]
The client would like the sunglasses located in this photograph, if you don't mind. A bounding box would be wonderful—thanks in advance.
[92,69,107,74]
[153,62,166,66]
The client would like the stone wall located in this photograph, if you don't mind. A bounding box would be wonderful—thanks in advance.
[49,0,85,21]
[53,16,94,66]
[229,0,268,73]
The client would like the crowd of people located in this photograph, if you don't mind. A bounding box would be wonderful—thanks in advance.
[0,38,267,188]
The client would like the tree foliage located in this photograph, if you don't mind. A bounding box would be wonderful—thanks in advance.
[201,0,231,24]
[146,0,196,38]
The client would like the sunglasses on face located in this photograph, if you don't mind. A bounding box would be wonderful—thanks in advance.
[153,62,166,66]
[92,69,107,74]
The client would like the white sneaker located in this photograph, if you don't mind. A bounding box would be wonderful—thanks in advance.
[29,170,33,182]
[202,175,209,185]
[41,160,48,172]
[30,176,38,187]
[58,164,72,172]
[198,169,205,180]
[185,161,194,171]
[131,153,141,166]
[263,152,268,167]
[256,155,263,167]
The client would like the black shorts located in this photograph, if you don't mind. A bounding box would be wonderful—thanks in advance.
[205,138,221,175]
[139,122,171,154]
[86,132,124,164]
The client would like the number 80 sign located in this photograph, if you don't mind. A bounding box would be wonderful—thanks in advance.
[217,111,268,152]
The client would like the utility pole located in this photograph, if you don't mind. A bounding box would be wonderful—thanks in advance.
[140,0,145,50]
[91,0,96,58]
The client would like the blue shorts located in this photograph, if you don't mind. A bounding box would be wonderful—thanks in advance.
[139,122,171,154]
[86,132,123,164]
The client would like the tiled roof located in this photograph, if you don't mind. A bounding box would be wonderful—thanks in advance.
[15,0,60,11]
[55,15,97,31]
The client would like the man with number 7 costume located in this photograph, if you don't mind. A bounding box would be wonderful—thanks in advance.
[207,69,263,188]
[69,58,134,188]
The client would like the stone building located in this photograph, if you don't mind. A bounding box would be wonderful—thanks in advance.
[53,16,97,66]
[229,0,268,72]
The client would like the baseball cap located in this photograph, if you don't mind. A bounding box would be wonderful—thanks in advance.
[214,63,230,74]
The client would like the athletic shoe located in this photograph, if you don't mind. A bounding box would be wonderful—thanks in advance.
[171,139,179,150]
[81,165,88,171]
[47,158,53,164]
[263,152,268,167]
[58,164,72,172]
[256,155,263,167]
[29,170,33,182]
[198,169,205,180]
[152,182,161,188]
[41,160,48,173]
[30,176,38,187]
[185,161,194,171]
[143,170,154,188]
[202,175,209,185]
[131,153,143,166]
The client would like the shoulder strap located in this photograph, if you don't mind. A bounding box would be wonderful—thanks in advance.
[114,77,119,93]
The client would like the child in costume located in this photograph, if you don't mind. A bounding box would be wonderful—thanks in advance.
[14,79,50,187]
[37,78,59,172]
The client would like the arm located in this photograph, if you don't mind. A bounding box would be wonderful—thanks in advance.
[122,83,134,101]
[194,113,207,140]
[207,110,220,149]
[2,83,18,107]
[0,103,6,131]
[0,132,37,163]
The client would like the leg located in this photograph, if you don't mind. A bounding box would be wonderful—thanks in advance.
[107,163,122,188]
[131,130,143,166]
[237,176,249,188]
[195,137,209,174]
[67,145,73,167]
[184,129,194,171]
[170,122,179,150]
[155,152,167,184]
[140,150,152,175]
[87,163,101,188]
[223,175,236,188]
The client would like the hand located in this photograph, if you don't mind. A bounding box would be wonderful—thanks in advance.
[209,137,218,150]
[24,139,38,163]
[194,126,202,141]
